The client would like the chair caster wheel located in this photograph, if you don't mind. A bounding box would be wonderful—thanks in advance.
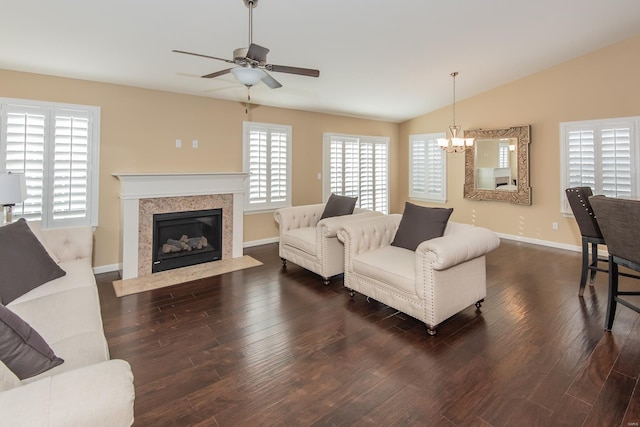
[323,277,330,286]
[348,289,355,297]
[427,326,437,336]
[475,299,484,309]
[281,258,287,268]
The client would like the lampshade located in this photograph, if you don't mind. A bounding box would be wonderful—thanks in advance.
[0,172,26,206]
[231,67,265,87]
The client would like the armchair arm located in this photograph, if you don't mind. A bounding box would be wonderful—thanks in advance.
[41,226,93,263]
[274,204,325,233]
[317,210,383,238]
[416,224,500,271]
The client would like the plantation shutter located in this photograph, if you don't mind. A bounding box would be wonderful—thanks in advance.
[323,133,389,214]
[601,126,631,198]
[53,109,91,220]
[4,106,46,221]
[1,101,99,227]
[561,117,638,214]
[498,143,509,168]
[409,133,446,202]
[243,122,291,211]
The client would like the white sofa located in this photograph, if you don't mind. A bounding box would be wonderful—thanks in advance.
[0,224,135,426]
[338,214,500,335]
[274,204,382,284]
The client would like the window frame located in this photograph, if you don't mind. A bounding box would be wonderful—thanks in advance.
[560,116,640,215]
[322,132,390,214]
[0,97,100,228]
[409,132,447,203]
[242,121,292,213]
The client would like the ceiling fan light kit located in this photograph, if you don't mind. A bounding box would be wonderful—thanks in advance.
[438,72,474,153]
[231,67,266,87]
[173,0,319,95]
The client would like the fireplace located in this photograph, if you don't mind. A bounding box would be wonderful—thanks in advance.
[152,209,222,273]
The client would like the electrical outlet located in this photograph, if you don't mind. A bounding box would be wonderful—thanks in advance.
[192,139,198,149]
[176,139,182,148]
[552,222,559,230]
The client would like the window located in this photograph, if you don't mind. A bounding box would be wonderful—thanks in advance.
[498,142,510,168]
[409,133,446,203]
[560,116,640,214]
[323,133,389,214]
[243,121,291,212]
[0,98,100,227]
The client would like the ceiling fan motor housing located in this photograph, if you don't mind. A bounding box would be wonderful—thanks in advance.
[233,48,249,62]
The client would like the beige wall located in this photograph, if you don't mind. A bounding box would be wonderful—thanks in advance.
[399,34,640,249]
[0,70,399,267]
[1,33,639,267]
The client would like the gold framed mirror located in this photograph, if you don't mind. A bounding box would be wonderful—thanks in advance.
[463,125,531,205]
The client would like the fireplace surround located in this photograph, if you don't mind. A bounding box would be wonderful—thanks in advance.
[114,173,248,280]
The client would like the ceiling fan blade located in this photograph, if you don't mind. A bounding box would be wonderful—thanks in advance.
[202,68,233,79]
[261,72,282,89]
[172,50,235,64]
[246,43,270,63]
[267,64,320,78]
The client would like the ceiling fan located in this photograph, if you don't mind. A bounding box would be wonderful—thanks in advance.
[173,0,320,91]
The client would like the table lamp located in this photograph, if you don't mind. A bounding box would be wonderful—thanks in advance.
[0,172,27,224]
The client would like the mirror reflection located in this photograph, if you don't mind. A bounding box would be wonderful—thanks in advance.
[475,138,518,191]
[463,126,531,205]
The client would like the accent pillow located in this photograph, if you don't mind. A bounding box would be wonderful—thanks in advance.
[0,304,64,380]
[391,202,453,251]
[320,194,358,220]
[0,218,66,304]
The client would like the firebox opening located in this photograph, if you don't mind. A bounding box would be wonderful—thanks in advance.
[152,208,222,273]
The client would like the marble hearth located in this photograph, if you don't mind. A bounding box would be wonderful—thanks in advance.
[113,173,248,280]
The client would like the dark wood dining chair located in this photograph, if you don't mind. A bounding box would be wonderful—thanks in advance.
[565,187,607,296]
[589,195,640,331]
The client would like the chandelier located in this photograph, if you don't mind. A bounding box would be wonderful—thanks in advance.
[437,72,474,153]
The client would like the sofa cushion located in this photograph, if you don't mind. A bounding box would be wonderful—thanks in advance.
[353,246,416,296]
[321,193,358,219]
[0,304,64,380]
[0,218,66,304]
[391,202,453,251]
[281,227,317,256]
[0,360,20,391]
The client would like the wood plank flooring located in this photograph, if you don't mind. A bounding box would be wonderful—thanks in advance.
[97,240,640,426]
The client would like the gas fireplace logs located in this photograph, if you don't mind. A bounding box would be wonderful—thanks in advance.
[161,235,209,254]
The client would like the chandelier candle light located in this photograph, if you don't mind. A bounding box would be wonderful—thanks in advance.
[437,72,474,153]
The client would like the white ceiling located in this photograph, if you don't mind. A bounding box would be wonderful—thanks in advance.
[2,0,640,123]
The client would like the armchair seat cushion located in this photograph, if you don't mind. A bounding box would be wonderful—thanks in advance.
[353,246,415,295]
[280,227,317,256]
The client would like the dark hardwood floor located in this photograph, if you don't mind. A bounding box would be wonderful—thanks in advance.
[97,240,640,426]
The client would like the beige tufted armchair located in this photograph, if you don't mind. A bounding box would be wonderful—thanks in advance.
[274,204,381,284]
[338,214,500,335]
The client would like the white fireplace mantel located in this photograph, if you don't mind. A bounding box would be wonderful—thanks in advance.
[113,172,249,279]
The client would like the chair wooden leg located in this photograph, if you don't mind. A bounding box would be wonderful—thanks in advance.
[605,257,619,332]
[589,242,598,284]
[578,237,589,296]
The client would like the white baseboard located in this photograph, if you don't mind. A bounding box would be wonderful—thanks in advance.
[93,263,120,275]
[243,237,279,248]
[497,232,582,253]
[93,234,586,276]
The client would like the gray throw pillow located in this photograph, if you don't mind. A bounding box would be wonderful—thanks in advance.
[0,218,66,304]
[320,194,358,219]
[0,304,64,380]
[391,202,453,251]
